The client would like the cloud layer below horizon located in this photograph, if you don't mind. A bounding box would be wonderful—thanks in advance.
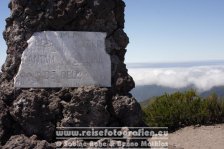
[128,65,224,92]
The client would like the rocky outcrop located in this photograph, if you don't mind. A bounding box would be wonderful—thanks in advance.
[0,0,145,147]
[2,135,55,149]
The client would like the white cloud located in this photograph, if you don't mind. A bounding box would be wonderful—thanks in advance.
[128,65,224,91]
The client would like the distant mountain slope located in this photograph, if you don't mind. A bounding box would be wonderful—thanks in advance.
[200,86,224,97]
[132,85,224,102]
[131,85,190,101]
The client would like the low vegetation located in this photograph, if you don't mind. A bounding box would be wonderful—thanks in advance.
[142,90,224,131]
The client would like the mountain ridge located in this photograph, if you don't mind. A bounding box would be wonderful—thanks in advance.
[131,85,224,102]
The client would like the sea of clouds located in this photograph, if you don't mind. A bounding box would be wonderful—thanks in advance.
[128,64,224,92]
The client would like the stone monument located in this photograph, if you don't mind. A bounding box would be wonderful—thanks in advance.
[0,0,145,148]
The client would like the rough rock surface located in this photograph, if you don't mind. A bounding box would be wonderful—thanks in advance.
[0,0,145,147]
[2,135,55,149]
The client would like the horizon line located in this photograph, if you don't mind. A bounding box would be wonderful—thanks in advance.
[126,59,224,64]
[126,59,224,68]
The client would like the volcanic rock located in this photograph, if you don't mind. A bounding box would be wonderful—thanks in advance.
[0,0,145,147]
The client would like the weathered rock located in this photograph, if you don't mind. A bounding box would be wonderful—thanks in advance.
[0,99,13,146]
[2,135,55,149]
[60,86,110,127]
[112,96,143,126]
[0,0,145,146]
[10,90,62,141]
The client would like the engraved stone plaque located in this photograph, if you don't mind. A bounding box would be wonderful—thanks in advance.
[14,31,111,88]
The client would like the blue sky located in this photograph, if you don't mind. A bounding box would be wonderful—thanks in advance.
[0,0,224,66]
[0,0,10,67]
[124,0,224,63]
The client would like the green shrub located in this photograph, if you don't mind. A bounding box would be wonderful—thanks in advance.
[143,90,224,131]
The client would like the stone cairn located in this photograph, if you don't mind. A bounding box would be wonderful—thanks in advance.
[0,0,145,148]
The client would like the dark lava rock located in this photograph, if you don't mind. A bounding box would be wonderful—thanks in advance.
[112,96,143,126]
[60,86,110,127]
[10,90,61,142]
[0,99,13,146]
[0,0,145,147]
[2,135,55,149]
